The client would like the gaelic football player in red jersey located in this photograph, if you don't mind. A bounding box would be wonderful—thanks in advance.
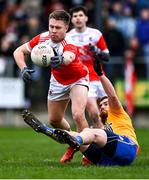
[13,10,90,162]
[63,6,110,165]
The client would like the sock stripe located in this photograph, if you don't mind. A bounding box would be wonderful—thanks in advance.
[75,136,83,145]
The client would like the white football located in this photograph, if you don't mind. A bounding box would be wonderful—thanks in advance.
[31,44,54,67]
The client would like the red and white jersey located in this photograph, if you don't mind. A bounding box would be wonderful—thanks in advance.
[26,31,88,85]
[68,27,109,81]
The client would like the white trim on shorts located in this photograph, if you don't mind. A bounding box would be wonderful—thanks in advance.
[88,81,107,99]
[48,74,89,101]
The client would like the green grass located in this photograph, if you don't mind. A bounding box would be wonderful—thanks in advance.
[0,127,149,179]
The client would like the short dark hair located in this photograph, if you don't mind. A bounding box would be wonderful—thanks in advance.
[69,6,88,16]
[97,96,108,105]
[49,10,71,25]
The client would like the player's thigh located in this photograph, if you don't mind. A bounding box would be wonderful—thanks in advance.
[86,97,99,114]
[48,100,69,120]
[70,85,88,112]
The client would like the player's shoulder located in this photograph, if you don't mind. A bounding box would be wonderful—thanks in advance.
[40,31,50,38]
[31,31,50,41]
[87,27,102,36]
[27,31,50,50]
[64,33,74,44]
[67,28,76,35]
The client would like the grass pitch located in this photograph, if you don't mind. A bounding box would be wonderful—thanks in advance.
[0,127,149,179]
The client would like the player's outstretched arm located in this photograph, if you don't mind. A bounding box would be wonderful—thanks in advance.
[100,75,121,109]
[94,60,121,109]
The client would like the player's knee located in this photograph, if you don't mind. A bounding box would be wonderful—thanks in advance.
[90,111,99,120]
[87,106,99,118]
[93,130,107,147]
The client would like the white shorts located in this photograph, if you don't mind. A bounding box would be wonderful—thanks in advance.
[48,74,89,101]
[88,81,107,99]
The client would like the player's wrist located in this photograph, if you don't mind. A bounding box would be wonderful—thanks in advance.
[21,67,28,74]
[20,66,28,71]
[95,47,101,55]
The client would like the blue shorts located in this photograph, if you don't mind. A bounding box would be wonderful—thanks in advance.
[83,130,137,166]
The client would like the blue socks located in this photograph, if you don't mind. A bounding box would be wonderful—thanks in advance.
[75,136,83,145]
[42,124,54,135]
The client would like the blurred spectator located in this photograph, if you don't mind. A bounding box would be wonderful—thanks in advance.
[42,0,66,30]
[103,18,125,82]
[137,0,149,10]
[26,16,44,38]
[0,35,15,77]
[124,0,139,17]
[109,1,136,41]
[124,36,145,78]
[103,18,125,57]
[110,1,123,19]
[84,0,95,25]
[0,35,16,56]
[71,0,84,6]
[0,17,18,77]
[120,6,136,40]
[47,0,65,12]
[109,1,125,33]
[0,1,18,34]
[0,56,6,76]
[136,7,149,79]
[101,0,111,18]
[22,0,43,17]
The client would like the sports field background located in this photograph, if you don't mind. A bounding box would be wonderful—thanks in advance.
[0,0,149,179]
[0,127,149,179]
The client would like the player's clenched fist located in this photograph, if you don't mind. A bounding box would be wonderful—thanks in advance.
[21,67,35,83]
[89,44,101,55]
[50,55,64,68]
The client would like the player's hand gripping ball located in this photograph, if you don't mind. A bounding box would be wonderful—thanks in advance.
[31,44,54,67]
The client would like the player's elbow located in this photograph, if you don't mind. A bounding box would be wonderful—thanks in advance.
[14,44,28,58]
[13,46,23,57]
[13,47,20,58]
[110,95,117,101]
